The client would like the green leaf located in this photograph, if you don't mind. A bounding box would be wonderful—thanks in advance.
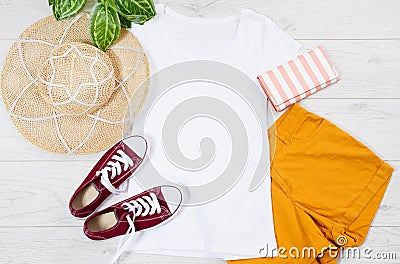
[98,0,116,8]
[90,3,121,51]
[49,0,53,6]
[127,14,148,25]
[52,0,87,20]
[119,14,132,28]
[113,0,156,24]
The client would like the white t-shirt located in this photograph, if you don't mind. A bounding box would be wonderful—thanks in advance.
[126,4,301,260]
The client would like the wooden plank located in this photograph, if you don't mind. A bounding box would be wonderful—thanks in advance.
[0,161,96,227]
[159,0,400,39]
[0,41,399,159]
[247,227,400,264]
[338,227,400,263]
[0,39,12,64]
[0,125,101,161]
[290,99,400,161]
[0,161,398,227]
[0,1,398,263]
[0,226,224,264]
[1,39,399,99]
[373,167,400,227]
[0,0,399,40]
[0,99,399,160]
[0,226,398,263]
[297,40,400,99]
[0,227,224,264]
[0,0,96,40]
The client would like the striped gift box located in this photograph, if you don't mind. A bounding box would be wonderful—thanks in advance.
[257,46,339,112]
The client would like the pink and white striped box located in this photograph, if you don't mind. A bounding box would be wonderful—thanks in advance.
[257,46,339,112]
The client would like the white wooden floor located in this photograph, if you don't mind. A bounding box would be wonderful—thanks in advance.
[0,0,399,263]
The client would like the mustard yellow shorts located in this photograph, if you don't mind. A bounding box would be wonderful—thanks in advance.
[230,104,393,264]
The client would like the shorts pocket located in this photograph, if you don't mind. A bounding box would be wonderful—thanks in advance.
[290,113,327,143]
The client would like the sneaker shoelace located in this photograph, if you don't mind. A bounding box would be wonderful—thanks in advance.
[97,149,134,194]
[111,192,162,264]
[122,192,162,230]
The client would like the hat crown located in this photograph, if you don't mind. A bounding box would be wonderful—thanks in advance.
[38,43,115,115]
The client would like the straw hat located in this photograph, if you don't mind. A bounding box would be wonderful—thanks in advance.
[0,14,149,154]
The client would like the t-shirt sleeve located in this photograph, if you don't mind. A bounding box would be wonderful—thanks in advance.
[260,16,302,69]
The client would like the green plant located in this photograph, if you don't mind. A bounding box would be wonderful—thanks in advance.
[49,0,156,51]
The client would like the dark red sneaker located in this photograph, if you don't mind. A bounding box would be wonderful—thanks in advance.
[83,185,182,240]
[69,136,148,218]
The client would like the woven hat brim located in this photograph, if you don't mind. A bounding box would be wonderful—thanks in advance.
[0,14,150,154]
